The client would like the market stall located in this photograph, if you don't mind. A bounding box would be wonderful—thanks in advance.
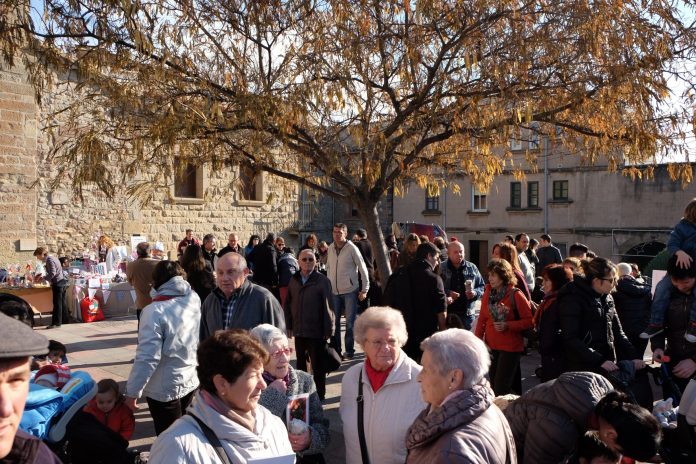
[67,278,136,321]
[0,285,53,315]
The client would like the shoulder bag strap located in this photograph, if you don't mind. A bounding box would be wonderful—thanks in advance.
[357,370,371,464]
[188,413,233,464]
[509,287,520,321]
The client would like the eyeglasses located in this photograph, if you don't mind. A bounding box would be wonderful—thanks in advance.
[367,339,399,350]
[300,257,315,262]
[270,347,294,358]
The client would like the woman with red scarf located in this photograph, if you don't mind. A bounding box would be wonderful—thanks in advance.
[340,307,425,464]
[475,258,533,395]
[534,264,573,381]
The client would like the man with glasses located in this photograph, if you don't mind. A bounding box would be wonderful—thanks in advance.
[326,223,370,360]
[199,252,285,341]
[284,249,335,399]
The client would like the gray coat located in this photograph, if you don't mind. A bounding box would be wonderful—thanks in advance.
[405,382,516,464]
[258,366,330,458]
[503,371,613,464]
[200,279,285,341]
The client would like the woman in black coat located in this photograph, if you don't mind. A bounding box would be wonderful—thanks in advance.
[556,257,644,376]
[181,244,215,303]
[534,264,573,381]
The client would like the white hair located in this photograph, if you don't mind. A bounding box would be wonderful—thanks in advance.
[249,324,287,351]
[420,329,490,389]
[353,306,408,347]
[617,262,632,277]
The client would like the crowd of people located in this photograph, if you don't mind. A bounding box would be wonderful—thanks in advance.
[3,197,696,463]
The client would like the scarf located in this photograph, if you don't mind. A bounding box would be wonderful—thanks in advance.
[488,285,510,307]
[200,389,256,432]
[365,358,395,392]
[262,370,290,389]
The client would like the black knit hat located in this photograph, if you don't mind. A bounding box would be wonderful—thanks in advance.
[0,312,49,358]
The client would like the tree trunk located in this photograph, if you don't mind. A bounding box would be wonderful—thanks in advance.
[358,199,392,283]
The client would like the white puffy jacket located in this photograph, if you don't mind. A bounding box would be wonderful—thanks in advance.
[340,352,425,464]
[149,391,294,464]
[126,276,201,402]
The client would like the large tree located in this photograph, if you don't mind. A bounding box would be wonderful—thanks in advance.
[2,0,695,279]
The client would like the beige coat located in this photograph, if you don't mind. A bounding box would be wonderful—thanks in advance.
[340,352,425,464]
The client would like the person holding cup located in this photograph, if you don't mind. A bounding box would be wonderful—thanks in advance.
[439,240,485,330]
[474,258,533,395]
[250,324,330,464]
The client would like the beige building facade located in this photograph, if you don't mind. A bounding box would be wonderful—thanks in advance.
[394,142,694,270]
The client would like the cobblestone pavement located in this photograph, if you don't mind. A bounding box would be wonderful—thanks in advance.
[43,315,544,462]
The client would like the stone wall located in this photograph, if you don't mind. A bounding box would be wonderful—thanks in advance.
[0,63,39,265]
[0,60,307,264]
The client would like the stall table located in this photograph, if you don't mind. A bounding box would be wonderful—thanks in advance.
[67,280,135,321]
[0,286,53,316]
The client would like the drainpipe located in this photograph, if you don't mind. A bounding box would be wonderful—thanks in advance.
[544,135,549,235]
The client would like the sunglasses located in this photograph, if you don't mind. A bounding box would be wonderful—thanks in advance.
[300,257,315,262]
[270,347,294,358]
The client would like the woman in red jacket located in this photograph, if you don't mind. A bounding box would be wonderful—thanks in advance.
[475,259,533,395]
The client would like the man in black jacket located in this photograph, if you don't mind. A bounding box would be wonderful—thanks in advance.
[284,249,335,399]
[0,311,62,463]
[652,255,696,396]
[248,233,280,301]
[613,262,652,357]
[384,242,446,362]
[353,228,381,311]
[535,234,563,277]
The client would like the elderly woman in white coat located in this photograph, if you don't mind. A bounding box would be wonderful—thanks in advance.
[340,306,425,464]
[125,260,201,436]
[148,330,294,463]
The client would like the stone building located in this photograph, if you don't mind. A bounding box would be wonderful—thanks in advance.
[393,138,694,271]
[1,60,389,265]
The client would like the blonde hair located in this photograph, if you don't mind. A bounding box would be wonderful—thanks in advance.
[98,235,115,249]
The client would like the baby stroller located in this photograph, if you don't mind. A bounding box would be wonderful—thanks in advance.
[21,370,97,445]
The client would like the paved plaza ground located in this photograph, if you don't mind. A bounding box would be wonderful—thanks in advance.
[45,315,547,462]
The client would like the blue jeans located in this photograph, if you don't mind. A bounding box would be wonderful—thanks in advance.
[650,274,696,326]
[331,291,358,356]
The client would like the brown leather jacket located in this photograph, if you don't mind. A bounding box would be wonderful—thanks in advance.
[405,382,516,463]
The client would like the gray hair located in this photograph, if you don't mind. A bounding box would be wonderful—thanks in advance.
[420,329,490,389]
[249,324,287,351]
[354,306,408,347]
[617,262,632,277]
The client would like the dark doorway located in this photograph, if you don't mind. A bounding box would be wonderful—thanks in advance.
[468,240,489,271]
[622,241,666,270]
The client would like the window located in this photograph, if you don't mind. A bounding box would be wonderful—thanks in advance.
[528,181,539,207]
[239,165,261,201]
[553,180,569,200]
[174,162,201,199]
[510,136,524,151]
[472,186,487,211]
[530,123,540,150]
[510,182,522,208]
[425,185,440,211]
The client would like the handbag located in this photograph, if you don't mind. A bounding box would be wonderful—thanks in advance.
[321,342,342,373]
